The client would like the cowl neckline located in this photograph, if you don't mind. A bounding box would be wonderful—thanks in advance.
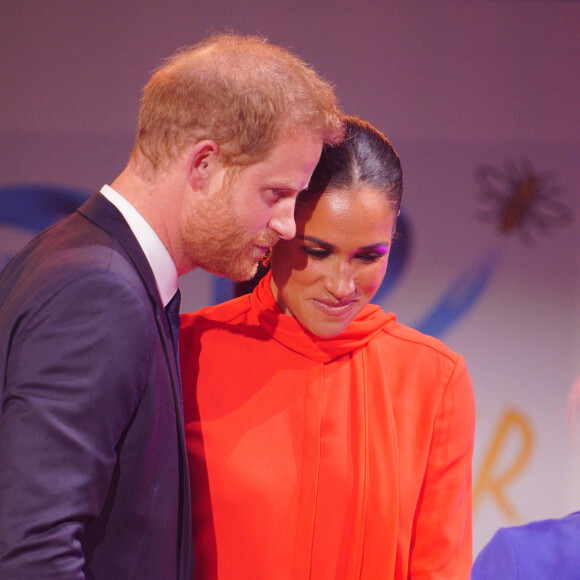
[250,271,395,363]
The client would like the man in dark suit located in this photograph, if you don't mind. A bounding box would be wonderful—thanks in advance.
[0,34,343,579]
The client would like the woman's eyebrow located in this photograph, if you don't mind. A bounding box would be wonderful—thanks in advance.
[359,242,391,252]
[298,235,336,250]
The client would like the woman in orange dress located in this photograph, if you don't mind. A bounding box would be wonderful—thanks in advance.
[180,116,475,579]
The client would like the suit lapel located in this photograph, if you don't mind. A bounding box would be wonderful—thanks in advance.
[77,193,159,298]
[77,192,185,411]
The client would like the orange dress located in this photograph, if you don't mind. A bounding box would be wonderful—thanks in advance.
[180,272,474,579]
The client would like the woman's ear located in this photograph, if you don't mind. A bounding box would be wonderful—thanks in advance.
[186,139,221,189]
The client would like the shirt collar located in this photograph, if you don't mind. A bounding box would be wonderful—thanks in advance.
[100,184,178,306]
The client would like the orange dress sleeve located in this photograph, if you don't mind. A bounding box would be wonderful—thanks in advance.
[380,322,475,579]
[407,354,474,578]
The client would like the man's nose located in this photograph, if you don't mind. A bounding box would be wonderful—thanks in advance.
[268,198,297,241]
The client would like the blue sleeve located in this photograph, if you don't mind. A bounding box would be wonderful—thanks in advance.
[471,528,519,580]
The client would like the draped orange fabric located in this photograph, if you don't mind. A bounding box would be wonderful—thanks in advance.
[180,272,474,579]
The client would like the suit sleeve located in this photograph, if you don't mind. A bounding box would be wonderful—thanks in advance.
[409,355,476,579]
[0,271,153,579]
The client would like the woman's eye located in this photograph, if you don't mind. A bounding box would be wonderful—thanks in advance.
[304,247,330,260]
[357,252,383,263]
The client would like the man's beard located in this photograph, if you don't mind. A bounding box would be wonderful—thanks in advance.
[181,184,278,282]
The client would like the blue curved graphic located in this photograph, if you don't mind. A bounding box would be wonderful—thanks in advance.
[1,184,90,233]
[414,247,501,338]
[212,277,236,305]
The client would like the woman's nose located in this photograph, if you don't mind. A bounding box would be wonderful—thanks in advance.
[324,262,355,299]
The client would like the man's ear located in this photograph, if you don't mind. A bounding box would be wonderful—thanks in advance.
[186,139,221,189]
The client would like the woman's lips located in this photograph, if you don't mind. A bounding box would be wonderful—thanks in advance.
[312,298,357,317]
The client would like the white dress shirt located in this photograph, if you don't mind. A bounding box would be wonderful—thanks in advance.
[100,185,178,307]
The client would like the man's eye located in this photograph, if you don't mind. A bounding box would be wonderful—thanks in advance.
[304,247,330,260]
[268,188,291,200]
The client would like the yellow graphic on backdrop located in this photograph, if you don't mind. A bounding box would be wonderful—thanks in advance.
[473,408,534,522]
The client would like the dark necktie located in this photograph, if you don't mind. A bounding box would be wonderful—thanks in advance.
[165,289,182,387]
